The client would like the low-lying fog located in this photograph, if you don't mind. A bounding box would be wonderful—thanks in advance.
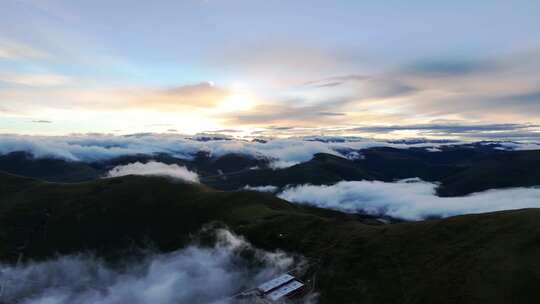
[0,229,314,304]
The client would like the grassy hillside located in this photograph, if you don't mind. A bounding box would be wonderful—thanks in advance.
[1,172,539,303]
[437,150,540,196]
[204,153,379,189]
[0,152,101,182]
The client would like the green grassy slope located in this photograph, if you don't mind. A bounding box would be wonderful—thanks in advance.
[0,152,101,182]
[437,150,540,196]
[1,172,539,303]
[204,153,378,189]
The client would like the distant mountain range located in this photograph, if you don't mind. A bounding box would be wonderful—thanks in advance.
[2,142,540,196]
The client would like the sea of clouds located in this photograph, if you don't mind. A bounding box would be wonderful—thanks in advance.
[276,179,540,220]
[0,134,473,168]
[1,134,539,170]
[0,229,311,304]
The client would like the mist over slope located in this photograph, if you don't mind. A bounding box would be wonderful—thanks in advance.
[0,229,297,304]
[106,161,200,182]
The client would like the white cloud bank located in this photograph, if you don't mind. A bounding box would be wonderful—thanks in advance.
[0,134,454,168]
[278,179,540,220]
[0,134,537,169]
[0,229,310,304]
[106,161,199,183]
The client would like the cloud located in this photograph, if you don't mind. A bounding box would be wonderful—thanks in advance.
[304,74,418,99]
[493,141,540,151]
[79,82,230,111]
[303,74,369,87]
[228,50,535,132]
[412,87,540,122]
[0,3,539,135]
[0,134,346,166]
[0,134,537,169]
[243,185,279,193]
[146,123,174,127]
[3,47,540,134]
[227,49,540,129]
[386,49,540,121]
[278,179,540,221]
[106,161,199,183]
[352,123,539,135]
[265,126,295,131]
[0,81,230,117]
[317,112,346,116]
[229,98,351,126]
[0,229,305,304]
[209,129,244,133]
[404,58,497,77]
[223,73,420,128]
[209,41,351,86]
[361,79,417,99]
[0,39,48,60]
[512,88,540,102]
[0,73,71,87]
[493,88,540,109]
[309,81,342,88]
[153,82,229,108]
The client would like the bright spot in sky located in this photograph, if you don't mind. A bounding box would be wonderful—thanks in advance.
[217,93,255,112]
[215,83,256,112]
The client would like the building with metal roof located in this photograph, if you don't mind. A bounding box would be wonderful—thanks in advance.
[257,274,295,294]
[265,280,305,302]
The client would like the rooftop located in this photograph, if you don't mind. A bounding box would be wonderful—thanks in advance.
[257,274,294,293]
[265,280,305,301]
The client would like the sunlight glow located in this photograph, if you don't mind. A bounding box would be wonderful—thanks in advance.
[216,93,255,112]
[215,83,257,113]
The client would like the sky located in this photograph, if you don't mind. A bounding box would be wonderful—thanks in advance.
[1,0,540,139]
